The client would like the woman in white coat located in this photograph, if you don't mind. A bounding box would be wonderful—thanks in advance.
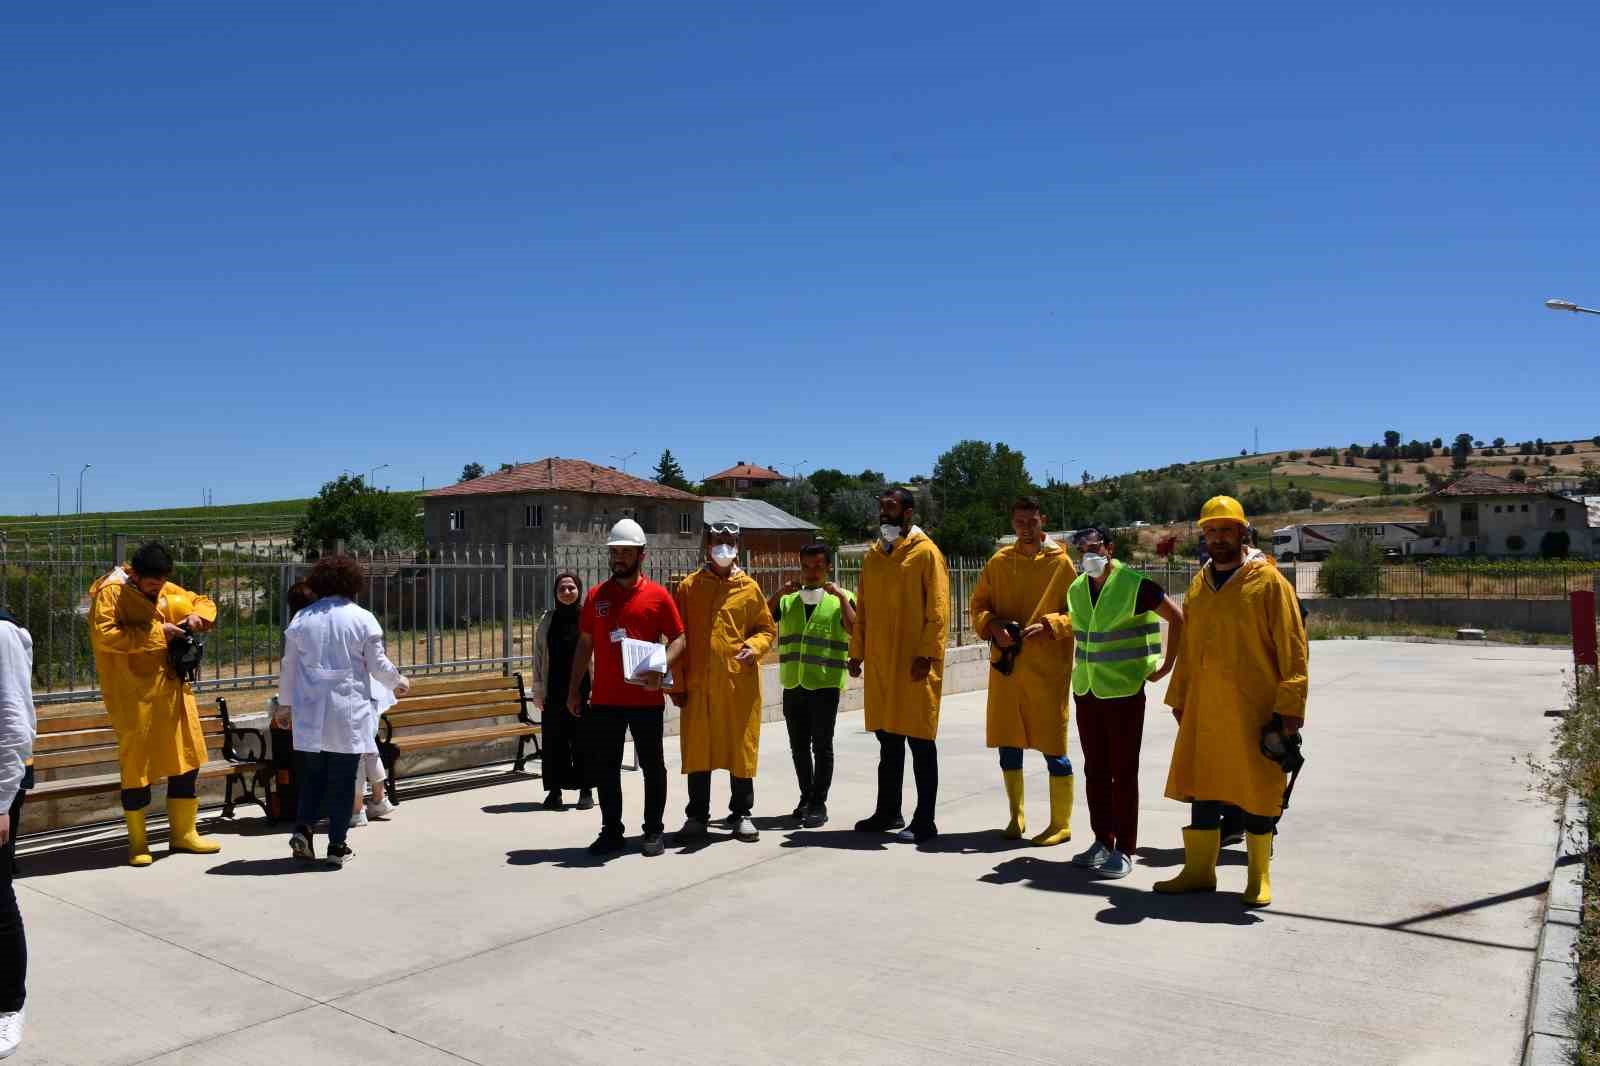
[279,556,409,868]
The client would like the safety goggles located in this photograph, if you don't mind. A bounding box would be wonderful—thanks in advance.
[707,521,741,536]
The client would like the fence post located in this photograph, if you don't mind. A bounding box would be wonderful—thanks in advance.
[503,543,515,677]
[113,534,128,566]
[1572,590,1597,676]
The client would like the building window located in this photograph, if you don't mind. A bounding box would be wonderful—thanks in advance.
[736,479,749,490]
[1522,504,1529,512]
[525,504,542,528]
[1461,504,1477,521]
[678,511,692,534]
[448,509,467,532]
[1555,507,1567,522]
[1493,505,1502,513]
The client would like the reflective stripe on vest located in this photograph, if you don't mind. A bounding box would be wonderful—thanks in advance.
[777,591,850,690]
[1067,563,1161,698]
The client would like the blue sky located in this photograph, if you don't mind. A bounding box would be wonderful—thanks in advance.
[4,2,1598,514]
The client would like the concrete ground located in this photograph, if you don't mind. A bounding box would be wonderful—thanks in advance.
[14,640,1567,1065]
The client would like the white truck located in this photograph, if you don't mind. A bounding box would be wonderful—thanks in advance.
[1270,522,1426,562]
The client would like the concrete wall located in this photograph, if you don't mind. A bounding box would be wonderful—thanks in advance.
[1305,596,1580,635]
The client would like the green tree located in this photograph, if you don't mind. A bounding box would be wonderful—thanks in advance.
[1317,534,1382,598]
[460,462,484,482]
[1383,430,1402,451]
[652,449,693,492]
[294,476,419,553]
[755,479,820,522]
[1451,433,1474,471]
[1508,466,1528,483]
[808,468,855,512]
[826,488,880,540]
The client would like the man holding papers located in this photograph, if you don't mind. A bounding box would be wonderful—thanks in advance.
[569,519,687,857]
[671,520,777,843]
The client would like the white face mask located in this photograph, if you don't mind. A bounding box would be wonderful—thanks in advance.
[799,587,825,606]
[1081,553,1108,578]
[880,524,902,545]
[709,544,739,568]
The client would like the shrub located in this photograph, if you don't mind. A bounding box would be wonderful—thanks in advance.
[1316,535,1382,598]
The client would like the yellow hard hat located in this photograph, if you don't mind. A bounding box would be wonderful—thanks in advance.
[1199,495,1247,528]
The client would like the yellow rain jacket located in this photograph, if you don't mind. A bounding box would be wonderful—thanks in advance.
[849,528,950,740]
[87,566,217,788]
[673,566,777,778]
[970,540,1076,754]
[1163,551,1308,817]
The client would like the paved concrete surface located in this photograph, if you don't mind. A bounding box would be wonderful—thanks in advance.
[14,641,1566,1065]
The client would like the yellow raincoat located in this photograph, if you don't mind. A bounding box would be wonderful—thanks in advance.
[1163,553,1308,817]
[970,540,1076,754]
[849,528,950,740]
[87,566,217,788]
[673,567,777,778]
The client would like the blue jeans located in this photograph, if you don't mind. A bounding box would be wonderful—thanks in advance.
[294,751,361,847]
[998,746,1072,776]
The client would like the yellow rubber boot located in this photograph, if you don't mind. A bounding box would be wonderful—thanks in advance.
[1029,774,1074,847]
[1000,770,1026,839]
[1154,827,1219,894]
[167,798,221,855]
[124,809,154,867]
[1242,832,1273,907]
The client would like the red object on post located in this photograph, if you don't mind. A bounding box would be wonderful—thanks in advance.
[1571,590,1597,668]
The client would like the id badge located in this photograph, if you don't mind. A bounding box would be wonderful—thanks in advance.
[610,628,627,644]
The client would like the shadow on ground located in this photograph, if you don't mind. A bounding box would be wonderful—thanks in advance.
[778,829,895,852]
[206,857,337,876]
[1137,845,1247,869]
[983,855,1262,927]
[507,847,620,869]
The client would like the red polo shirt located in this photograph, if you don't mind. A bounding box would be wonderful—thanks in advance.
[579,576,684,708]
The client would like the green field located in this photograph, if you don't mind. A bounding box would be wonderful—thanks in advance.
[1228,464,1382,497]
[0,498,313,546]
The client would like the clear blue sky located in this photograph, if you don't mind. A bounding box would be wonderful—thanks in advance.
[4,2,1598,515]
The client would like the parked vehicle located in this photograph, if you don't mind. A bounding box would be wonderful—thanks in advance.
[1270,522,1425,562]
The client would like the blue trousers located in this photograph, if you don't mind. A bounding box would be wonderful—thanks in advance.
[998,746,1072,776]
[295,751,361,847]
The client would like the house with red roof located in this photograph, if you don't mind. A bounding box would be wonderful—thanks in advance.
[1409,471,1596,557]
[423,457,704,549]
[703,461,787,498]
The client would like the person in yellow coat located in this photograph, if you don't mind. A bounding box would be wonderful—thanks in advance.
[671,520,777,844]
[969,497,1078,847]
[848,488,950,844]
[87,542,221,866]
[1155,497,1307,907]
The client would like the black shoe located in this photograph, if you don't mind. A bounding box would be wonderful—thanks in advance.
[290,827,316,862]
[588,831,626,856]
[803,803,829,828]
[896,821,938,844]
[576,789,595,811]
[325,842,355,868]
[854,813,906,833]
[641,833,665,857]
[543,791,564,811]
[791,802,810,825]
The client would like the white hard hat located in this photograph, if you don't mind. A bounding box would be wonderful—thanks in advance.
[606,518,647,547]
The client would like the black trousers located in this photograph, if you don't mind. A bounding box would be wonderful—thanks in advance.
[120,767,199,811]
[587,706,667,837]
[542,692,588,793]
[1,772,29,1013]
[685,771,753,821]
[874,730,938,828]
[294,751,360,847]
[782,687,840,805]
[1194,800,1275,836]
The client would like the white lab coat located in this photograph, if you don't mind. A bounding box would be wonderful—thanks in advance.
[0,620,36,811]
[279,598,403,755]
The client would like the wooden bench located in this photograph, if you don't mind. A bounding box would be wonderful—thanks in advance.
[30,700,273,820]
[378,673,540,802]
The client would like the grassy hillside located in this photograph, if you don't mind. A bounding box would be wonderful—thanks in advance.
[0,498,312,547]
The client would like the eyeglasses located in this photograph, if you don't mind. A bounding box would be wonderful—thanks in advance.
[707,522,741,535]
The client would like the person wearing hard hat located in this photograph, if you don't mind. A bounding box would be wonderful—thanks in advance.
[1066,525,1184,879]
[87,542,222,866]
[767,542,855,828]
[1155,496,1307,907]
[848,487,950,844]
[969,498,1078,847]
[670,520,777,843]
[567,519,686,858]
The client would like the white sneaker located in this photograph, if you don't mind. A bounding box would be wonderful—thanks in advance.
[366,796,396,820]
[0,1007,24,1058]
[350,809,368,828]
[1098,850,1133,879]
[1071,841,1111,869]
[734,815,759,842]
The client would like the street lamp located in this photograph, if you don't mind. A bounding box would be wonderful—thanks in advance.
[48,473,60,545]
[610,451,638,475]
[369,463,389,487]
[1545,298,1600,316]
[779,459,808,482]
[77,464,91,515]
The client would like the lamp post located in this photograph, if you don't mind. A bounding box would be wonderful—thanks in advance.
[1546,298,1600,316]
[369,463,389,487]
[49,473,60,547]
[77,464,91,516]
[610,451,638,476]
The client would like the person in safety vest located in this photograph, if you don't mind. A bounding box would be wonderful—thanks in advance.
[1065,525,1184,879]
[87,542,221,866]
[768,542,856,829]
[970,497,1078,847]
[1155,496,1307,907]
[849,487,950,844]
[671,520,777,844]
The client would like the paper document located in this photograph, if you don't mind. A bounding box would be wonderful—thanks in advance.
[621,637,674,688]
